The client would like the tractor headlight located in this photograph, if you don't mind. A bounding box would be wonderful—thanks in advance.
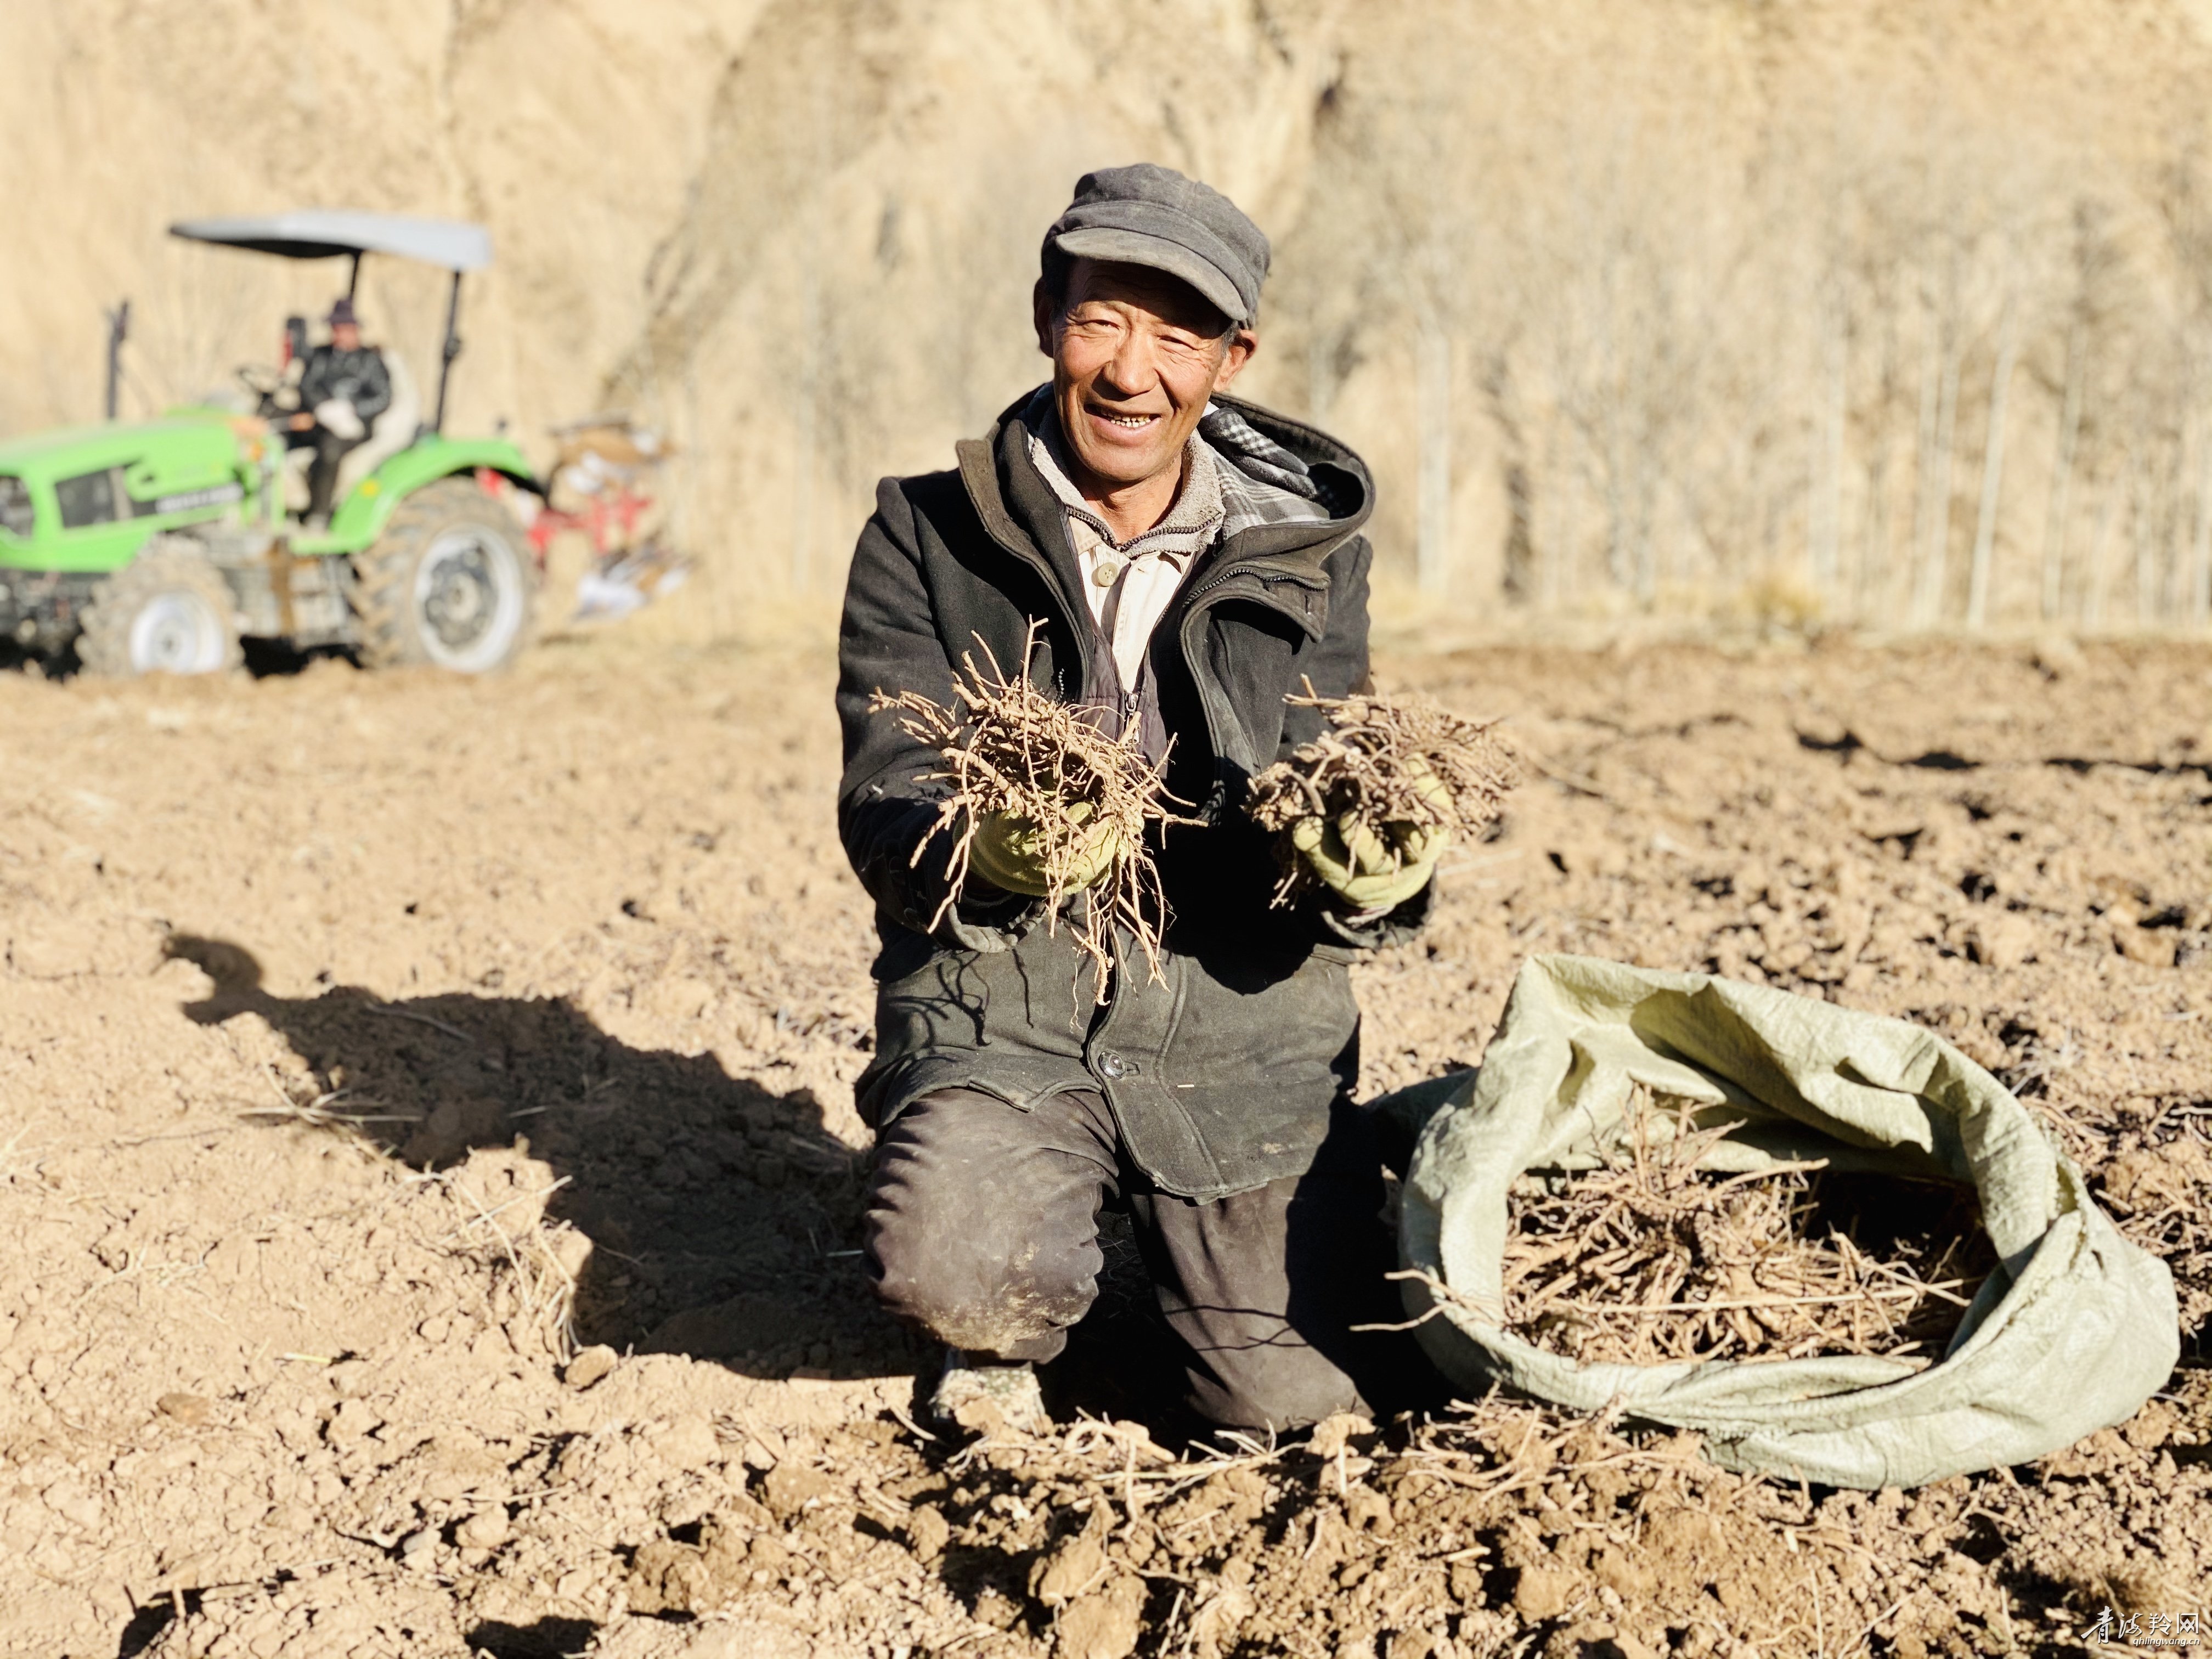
[0,476,31,539]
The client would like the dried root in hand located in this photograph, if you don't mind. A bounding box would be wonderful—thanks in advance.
[1245,686,1519,903]
[868,623,1182,1000]
[1503,1088,1993,1367]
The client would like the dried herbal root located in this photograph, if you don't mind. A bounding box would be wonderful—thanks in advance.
[1246,686,1519,904]
[868,623,1183,1000]
[1502,1088,1994,1367]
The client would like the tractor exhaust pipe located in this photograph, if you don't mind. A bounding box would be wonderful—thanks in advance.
[429,271,463,437]
[104,300,130,421]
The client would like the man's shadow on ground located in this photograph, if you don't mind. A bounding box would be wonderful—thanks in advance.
[162,935,1181,1415]
[166,933,922,1380]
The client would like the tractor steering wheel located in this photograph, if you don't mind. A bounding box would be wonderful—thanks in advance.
[235,364,300,422]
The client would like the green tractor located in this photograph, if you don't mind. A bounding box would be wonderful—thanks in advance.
[0,211,542,676]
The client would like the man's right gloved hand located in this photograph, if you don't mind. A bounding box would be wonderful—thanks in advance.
[967,803,1124,898]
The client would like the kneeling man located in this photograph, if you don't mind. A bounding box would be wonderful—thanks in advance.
[837,165,1442,1432]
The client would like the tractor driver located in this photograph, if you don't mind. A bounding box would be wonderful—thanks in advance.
[287,297,392,526]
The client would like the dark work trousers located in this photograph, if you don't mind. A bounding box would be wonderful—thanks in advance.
[865,1086,1406,1430]
[302,427,367,520]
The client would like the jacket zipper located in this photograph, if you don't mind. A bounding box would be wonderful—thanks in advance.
[1187,557,1330,602]
[1173,563,1333,785]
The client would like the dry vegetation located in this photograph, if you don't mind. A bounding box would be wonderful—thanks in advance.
[867,627,1182,995]
[1246,689,1517,901]
[1497,1090,1993,1367]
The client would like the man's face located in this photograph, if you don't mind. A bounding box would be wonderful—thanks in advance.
[1034,258,1255,492]
[332,322,361,351]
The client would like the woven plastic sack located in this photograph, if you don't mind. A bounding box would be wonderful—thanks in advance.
[1395,953,2179,1488]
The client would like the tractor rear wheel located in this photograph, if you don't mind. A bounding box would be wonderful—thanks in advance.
[352,477,536,673]
[77,537,243,678]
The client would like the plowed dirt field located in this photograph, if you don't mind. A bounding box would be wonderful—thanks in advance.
[1,633,2205,1658]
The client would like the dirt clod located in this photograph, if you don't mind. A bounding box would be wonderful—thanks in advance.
[904,1504,951,1560]
[155,1391,213,1425]
[1053,1570,1147,1659]
[759,1460,833,1520]
[565,1344,618,1390]
[1032,1514,1111,1605]
[455,1506,510,1549]
[1514,1562,1576,1619]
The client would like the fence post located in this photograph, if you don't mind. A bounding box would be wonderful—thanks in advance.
[2042,320,2084,622]
[1811,310,1847,596]
[1965,306,2020,629]
[1418,317,1453,595]
[1912,329,1963,627]
[2192,431,2212,624]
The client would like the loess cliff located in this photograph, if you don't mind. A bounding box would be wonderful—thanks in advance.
[6,1,2212,629]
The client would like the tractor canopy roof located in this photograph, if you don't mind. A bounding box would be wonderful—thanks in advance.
[170,210,492,272]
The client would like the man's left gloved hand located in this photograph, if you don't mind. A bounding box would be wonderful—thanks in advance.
[1290,761,1451,913]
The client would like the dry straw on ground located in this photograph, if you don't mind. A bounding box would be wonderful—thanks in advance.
[1502,1088,1993,1366]
[1246,686,1519,903]
[870,624,1183,998]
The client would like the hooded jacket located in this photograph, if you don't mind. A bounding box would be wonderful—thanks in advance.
[836,390,1428,1200]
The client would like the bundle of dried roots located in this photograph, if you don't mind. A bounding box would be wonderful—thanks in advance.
[868,625,1181,1000]
[1246,686,1518,902]
[1503,1089,1993,1366]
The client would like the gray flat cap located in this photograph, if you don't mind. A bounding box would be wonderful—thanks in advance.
[1044,163,1269,326]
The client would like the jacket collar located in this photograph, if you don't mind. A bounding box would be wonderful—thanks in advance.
[956,387,1373,600]
[953,413,1090,630]
[1021,390,1228,563]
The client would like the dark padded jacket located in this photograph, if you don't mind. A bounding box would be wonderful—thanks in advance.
[836,390,1429,1200]
[299,345,393,429]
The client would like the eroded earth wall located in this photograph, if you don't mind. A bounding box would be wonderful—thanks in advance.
[9,1,2212,620]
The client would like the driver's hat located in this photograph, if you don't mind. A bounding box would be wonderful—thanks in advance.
[327,297,359,327]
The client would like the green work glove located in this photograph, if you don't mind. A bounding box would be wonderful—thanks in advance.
[1290,763,1451,912]
[967,803,1124,899]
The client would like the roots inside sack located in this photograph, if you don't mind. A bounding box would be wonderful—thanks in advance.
[868,623,1183,1000]
[1246,686,1518,904]
[1503,1089,1995,1367]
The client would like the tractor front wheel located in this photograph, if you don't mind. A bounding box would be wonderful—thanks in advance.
[352,478,537,673]
[76,538,244,678]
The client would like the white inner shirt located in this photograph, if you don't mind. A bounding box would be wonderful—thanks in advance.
[1026,415,1226,692]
